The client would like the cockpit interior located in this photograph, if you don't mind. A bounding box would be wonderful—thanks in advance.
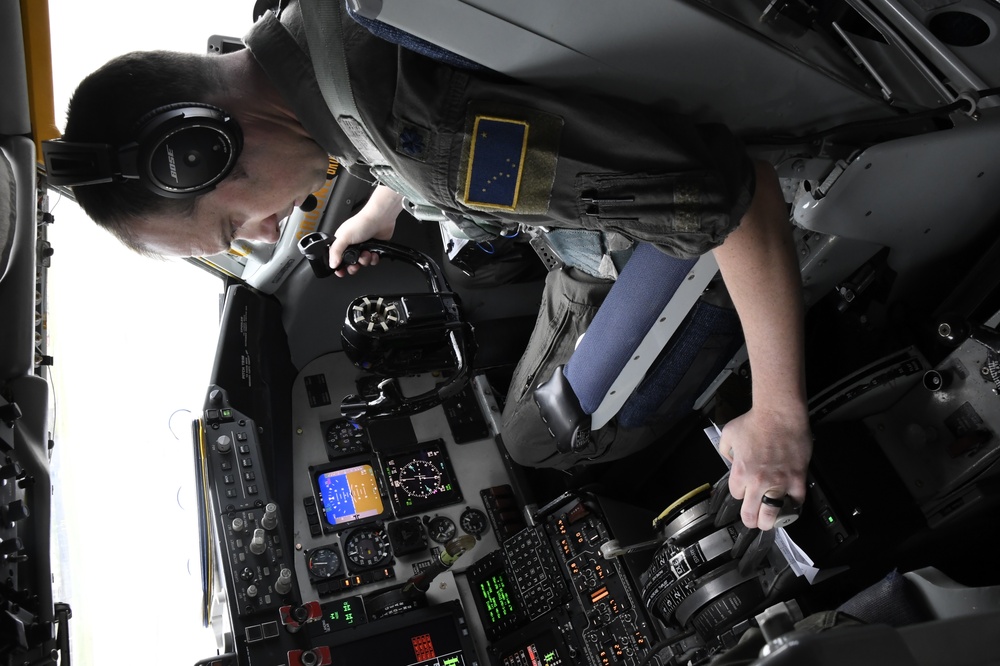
[3,1,1000,665]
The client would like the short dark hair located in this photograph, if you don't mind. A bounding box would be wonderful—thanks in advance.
[63,50,227,253]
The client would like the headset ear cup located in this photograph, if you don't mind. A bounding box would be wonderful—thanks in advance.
[132,103,243,198]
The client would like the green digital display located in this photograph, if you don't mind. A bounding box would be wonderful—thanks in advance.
[320,595,368,633]
[478,571,517,625]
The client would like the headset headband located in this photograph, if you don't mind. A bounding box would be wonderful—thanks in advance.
[42,103,243,199]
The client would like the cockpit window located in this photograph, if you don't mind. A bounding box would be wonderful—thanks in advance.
[46,1,248,662]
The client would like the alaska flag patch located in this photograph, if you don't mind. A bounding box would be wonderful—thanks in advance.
[463,116,528,209]
[457,104,562,216]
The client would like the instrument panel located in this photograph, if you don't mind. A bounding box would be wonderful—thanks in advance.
[290,353,508,604]
[194,344,667,666]
[191,271,1000,666]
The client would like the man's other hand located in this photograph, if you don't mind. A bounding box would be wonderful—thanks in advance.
[721,406,811,530]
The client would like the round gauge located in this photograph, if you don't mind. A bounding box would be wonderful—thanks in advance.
[460,507,488,538]
[399,460,443,499]
[324,419,368,457]
[344,527,392,570]
[306,547,342,579]
[425,515,457,544]
[383,441,462,518]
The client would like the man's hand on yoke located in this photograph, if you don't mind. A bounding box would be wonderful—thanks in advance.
[328,185,403,276]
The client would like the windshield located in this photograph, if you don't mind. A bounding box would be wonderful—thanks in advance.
[46,1,251,663]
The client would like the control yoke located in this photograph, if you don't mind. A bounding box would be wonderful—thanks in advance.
[297,232,476,420]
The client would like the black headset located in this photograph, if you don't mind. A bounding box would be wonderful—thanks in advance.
[41,103,243,198]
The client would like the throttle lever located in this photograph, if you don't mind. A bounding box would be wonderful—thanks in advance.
[297,231,362,278]
[773,497,803,529]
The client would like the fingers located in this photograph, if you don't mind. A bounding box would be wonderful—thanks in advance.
[732,476,804,531]
[728,464,793,531]
[755,492,786,531]
[760,494,785,509]
[331,250,378,277]
[347,251,378,275]
[721,411,811,531]
[327,235,379,277]
[733,489,785,531]
[328,236,347,274]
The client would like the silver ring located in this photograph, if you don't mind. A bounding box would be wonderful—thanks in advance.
[761,494,785,508]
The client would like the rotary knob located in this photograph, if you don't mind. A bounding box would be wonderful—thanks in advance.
[216,435,232,453]
[274,568,293,595]
[249,528,267,555]
[261,503,278,530]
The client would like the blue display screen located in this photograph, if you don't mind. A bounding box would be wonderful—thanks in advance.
[316,464,384,526]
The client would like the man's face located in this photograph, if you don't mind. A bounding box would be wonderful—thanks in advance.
[135,125,330,257]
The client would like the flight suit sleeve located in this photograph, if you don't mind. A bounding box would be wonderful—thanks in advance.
[384,49,757,258]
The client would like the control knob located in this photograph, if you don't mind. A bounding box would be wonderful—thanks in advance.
[261,503,278,530]
[274,568,293,595]
[0,537,24,558]
[216,435,232,453]
[250,528,267,555]
[3,500,28,523]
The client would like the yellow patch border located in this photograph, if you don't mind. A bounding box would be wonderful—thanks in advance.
[462,115,530,211]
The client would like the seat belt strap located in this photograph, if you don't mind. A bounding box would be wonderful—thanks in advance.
[299,0,385,166]
[300,0,446,215]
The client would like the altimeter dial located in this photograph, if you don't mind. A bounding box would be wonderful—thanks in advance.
[344,527,392,571]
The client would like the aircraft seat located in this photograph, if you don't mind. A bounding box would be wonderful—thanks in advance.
[531,243,739,456]
[738,569,1000,666]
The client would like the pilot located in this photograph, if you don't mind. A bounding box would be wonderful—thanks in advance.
[52,0,811,530]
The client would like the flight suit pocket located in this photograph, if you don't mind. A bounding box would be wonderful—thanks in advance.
[500,268,614,468]
[576,170,734,258]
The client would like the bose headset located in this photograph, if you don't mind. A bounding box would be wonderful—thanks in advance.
[41,102,243,198]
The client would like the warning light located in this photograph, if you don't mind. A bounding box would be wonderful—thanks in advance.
[412,633,436,662]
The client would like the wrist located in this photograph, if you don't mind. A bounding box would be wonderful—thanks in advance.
[750,393,809,427]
